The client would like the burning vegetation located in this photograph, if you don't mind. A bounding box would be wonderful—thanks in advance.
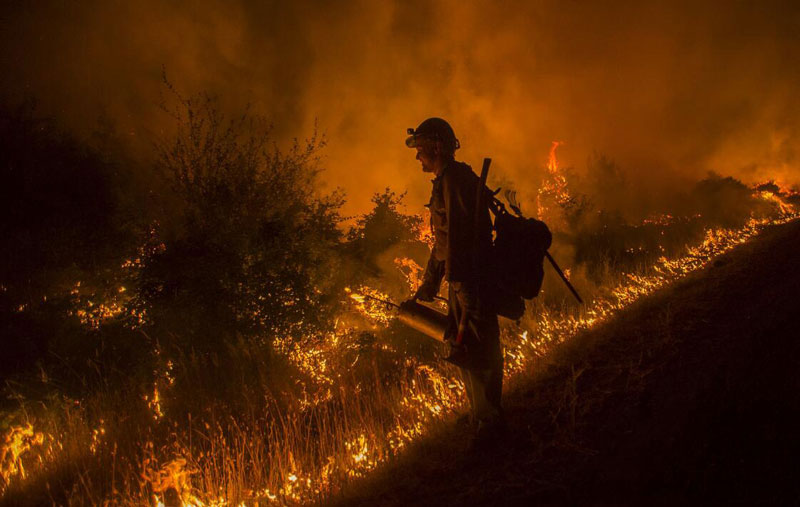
[0,97,798,506]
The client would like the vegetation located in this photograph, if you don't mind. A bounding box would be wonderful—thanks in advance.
[0,96,796,505]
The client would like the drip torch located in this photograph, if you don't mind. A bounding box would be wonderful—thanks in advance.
[358,294,449,343]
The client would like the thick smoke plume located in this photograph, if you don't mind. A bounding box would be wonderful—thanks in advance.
[2,0,798,215]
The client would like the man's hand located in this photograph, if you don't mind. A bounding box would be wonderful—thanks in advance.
[413,284,436,303]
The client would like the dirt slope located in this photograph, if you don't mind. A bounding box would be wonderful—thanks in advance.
[335,219,800,506]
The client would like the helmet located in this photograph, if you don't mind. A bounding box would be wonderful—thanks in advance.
[405,117,460,152]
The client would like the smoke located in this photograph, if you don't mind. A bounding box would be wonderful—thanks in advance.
[2,0,798,216]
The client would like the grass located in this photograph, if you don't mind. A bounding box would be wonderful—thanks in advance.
[1,209,796,505]
[336,217,800,506]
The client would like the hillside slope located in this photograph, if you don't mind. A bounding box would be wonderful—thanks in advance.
[335,219,800,506]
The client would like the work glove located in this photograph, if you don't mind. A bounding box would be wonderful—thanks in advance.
[399,288,427,308]
[412,283,437,302]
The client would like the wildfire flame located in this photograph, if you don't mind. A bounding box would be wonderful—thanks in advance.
[143,456,202,507]
[537,141,574,220]
[345,286,395,326]
[1,423,44,488]
[5,147,798,506]
[758,190,795,214]
[394,257,424,293]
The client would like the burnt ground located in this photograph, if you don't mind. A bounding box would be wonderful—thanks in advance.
[334,219,800,507]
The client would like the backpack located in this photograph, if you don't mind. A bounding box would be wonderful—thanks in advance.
[484,196,552,319]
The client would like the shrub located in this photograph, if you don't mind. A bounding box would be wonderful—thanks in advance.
[131,93,344,357]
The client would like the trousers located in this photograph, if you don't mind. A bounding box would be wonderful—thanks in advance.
[448,283,504,423]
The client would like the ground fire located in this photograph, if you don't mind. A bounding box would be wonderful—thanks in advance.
[2,3,800,505]
[1,133,796,504]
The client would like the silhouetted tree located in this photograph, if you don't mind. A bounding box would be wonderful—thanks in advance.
[345,189,423,277]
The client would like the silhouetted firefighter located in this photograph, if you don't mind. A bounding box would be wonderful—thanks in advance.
[399,118,578,445]
[403,117,507,444]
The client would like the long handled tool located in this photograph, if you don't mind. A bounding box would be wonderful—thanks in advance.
[545,251,583,304]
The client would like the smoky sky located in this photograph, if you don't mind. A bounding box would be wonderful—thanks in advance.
[2,0,799,216]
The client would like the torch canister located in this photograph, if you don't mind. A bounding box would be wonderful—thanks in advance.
[397,300,449,343]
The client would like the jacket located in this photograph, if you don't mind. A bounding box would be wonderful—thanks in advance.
[418,160,493,303]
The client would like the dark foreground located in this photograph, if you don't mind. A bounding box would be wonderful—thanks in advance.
[335,219,800,506]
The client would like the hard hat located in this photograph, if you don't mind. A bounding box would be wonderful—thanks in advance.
[405,117,460,151]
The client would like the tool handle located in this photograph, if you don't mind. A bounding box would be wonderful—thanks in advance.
[472,159,492,279]
[545,251,584,304]
[474,158,491,240]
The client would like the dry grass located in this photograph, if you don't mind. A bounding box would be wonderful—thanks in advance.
[1,211,796,505]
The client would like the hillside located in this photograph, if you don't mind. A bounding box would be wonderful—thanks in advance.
[335,219,800,506]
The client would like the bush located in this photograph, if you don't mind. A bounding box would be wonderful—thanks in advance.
[131,93,344,356]
[345,189,426,279]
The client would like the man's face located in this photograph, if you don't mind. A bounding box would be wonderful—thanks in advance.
[415,142,440,174]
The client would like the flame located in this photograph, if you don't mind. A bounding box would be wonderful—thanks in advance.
[144,456,203,507]
[1,423,45,487]
[89,419,106,454]
[537,141,573,220]
[12,210,797,505]
[548,140,562,173]
[345,286,395,326]
[70,280,128,329]
[7,149,799,506]
[414,215,435,249]
[758,190,795,214]
[394,257,424,293]
[144,386,164,421]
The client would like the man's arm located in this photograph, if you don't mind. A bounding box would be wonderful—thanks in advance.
[414,255,445,301]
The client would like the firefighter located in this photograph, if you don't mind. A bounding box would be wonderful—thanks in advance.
[404,117,505,443]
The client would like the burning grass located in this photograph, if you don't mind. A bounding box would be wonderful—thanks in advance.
[2,193,796,506]
[2,116,798,506]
